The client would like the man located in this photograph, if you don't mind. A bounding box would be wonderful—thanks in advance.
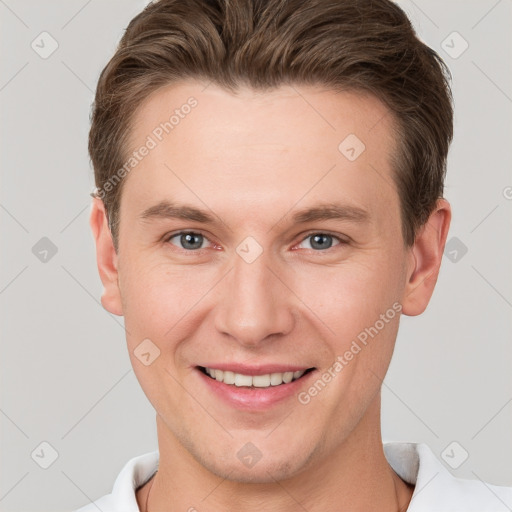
[76,0,512,510]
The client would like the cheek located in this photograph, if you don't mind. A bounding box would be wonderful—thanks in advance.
[295,257,403,324]
[120,259,217,346]
[119,262,206,404]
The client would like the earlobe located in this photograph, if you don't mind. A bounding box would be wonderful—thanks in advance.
[89,198,124,316]
[401,198,451,316]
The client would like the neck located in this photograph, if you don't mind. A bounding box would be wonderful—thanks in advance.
[139,395,414,512]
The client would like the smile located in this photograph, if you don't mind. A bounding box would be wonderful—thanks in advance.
[199,366,315,388]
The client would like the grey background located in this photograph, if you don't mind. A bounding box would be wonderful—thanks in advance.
[0,0,511,510]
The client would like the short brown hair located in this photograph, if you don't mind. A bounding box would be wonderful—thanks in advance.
[89,0,453,250]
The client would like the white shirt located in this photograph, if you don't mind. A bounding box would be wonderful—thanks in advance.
[74,442,512,511]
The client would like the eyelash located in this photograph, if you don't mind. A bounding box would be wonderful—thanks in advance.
[164,230,349,253]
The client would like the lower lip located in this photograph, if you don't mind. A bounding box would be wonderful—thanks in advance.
[196,367,316,410]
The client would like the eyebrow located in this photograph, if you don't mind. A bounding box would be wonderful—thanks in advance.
[140,201,215,223]
[139,200,370,225]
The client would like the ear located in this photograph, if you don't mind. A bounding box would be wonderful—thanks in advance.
[89,197,123,316]
[401,198,451,316]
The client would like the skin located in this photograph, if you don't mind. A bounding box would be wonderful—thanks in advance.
[90,81,451,511]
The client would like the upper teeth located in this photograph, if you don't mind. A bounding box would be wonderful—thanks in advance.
[204,368,306,387]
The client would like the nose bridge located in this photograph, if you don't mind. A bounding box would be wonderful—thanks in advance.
[214,247,294,345]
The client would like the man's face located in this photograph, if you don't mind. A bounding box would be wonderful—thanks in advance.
[106,82,416,481]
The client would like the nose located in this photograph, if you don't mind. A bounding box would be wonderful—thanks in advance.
[213,251,295,347]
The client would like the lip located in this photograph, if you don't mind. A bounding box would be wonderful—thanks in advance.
[195,365,317,410]
[197,363,312,376]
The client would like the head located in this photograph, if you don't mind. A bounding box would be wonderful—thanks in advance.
[89,0,453,483]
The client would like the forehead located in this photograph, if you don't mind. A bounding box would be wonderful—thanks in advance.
[122,80,400,228]
[129,80,395,152]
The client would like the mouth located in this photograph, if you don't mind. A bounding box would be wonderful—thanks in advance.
[197,365,316,388]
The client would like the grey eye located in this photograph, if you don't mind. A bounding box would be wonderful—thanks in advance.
[298,234,341,251]
[168,232,206,250]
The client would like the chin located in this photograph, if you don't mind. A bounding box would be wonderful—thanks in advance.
[197,446,316,484]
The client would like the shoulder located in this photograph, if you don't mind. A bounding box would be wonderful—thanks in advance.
[384,441,512,511]
[72,450,159,512]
